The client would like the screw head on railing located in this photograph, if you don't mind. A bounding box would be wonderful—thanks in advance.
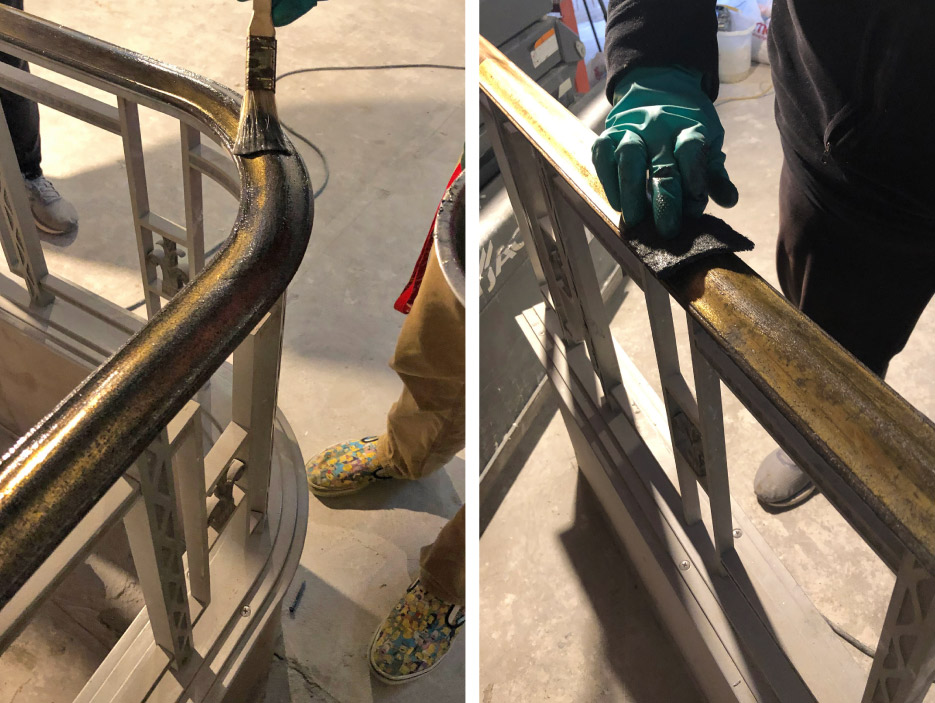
[678,560,691,571]
[241,605,251,617]
[733,528,743,539]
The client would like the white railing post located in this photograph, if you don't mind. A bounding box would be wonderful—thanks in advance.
[481,101,587,347]
[643,276,703,524]
[123,433,195,668]
[180,123,205,275]
[233,295,286,525]
[687,317,734,561]
[118,97,161,318]
[547,184,626,411]
[168,401,210,605]
[0,101,51,306]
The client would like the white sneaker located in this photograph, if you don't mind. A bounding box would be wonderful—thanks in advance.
[25,176,78,235]
[753,448,816,510]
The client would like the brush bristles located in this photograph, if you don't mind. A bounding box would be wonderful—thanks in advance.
[233,89,290,156]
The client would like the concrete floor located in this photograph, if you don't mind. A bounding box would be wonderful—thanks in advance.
[480,397,706,702]
[0,1,464,701]
[480,63,935,699]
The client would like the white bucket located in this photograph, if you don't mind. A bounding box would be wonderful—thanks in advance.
[717,14,756,83]
[752,18,770,64]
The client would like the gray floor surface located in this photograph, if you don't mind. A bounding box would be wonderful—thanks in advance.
[0,1,464,702]
[480,64,935,700]
[480,399,706,703]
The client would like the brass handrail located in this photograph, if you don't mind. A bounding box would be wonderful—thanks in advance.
[0,8,313,608]
[479,36,935,574]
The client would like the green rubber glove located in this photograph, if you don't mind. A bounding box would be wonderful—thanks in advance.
[237,0,323,27]
[592,66,738,239]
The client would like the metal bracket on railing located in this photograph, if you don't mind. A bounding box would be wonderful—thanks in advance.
[208,458,246,532]
[147,239,190,297]
[667,398,706,479]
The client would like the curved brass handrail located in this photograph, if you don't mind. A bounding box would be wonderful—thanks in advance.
[480,37,935,574]
[0,8,314,608]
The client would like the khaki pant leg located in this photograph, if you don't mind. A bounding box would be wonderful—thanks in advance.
[419,505,465,605]
[376,244,465,479]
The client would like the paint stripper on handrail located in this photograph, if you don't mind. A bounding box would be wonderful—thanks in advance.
[0,7,313,610]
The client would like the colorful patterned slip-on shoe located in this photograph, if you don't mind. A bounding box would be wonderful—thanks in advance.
[305,436,398,497]
[369,578,464,685]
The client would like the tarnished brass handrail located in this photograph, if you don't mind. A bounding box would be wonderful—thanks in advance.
[479,36,935,574]
[0,8,313,608]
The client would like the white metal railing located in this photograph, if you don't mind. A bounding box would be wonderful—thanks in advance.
[0,8,310,701]
[481,36,935,703]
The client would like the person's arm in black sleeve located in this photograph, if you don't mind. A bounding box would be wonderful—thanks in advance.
[604,0,720,101]
[592,1,737,238]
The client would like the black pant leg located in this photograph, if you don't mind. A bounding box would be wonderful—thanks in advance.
[0,0,42,178]
[776,162,935,377]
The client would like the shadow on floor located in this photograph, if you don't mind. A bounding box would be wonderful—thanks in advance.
[479,280,630,537]
[479,395,558,536]
[558,472,706,703]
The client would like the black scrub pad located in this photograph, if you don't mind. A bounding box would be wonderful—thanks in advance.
[623,214,754,279]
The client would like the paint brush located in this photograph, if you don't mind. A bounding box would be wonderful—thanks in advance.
[233,0,290,156]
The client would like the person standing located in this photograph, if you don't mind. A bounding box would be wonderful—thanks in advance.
[592,0,935,509]
[305,157,465,684]
[233,0,464,684]
[0,0,79,235]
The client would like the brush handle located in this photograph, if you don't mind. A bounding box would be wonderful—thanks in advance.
[249,0,275,37]
[244,0,277,92]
